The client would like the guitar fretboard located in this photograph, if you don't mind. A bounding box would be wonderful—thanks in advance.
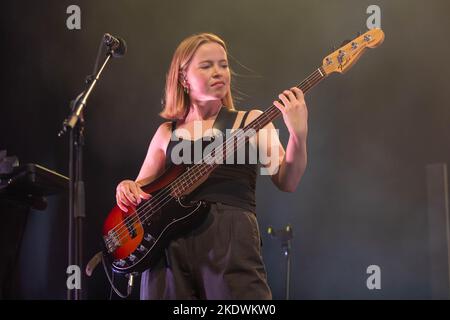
[170,66,327,197]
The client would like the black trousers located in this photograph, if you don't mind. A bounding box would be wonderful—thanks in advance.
[140,202,272,300]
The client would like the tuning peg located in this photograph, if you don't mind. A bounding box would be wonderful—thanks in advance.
[357,31,362,37]
[331,44,336,51]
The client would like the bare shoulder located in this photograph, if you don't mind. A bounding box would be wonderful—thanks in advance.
[156,121,173,133]
[156,121,173,137]
[244,109,263,126]
[136,121,172,182]
[244,108,279,133]
[152,121,173,151]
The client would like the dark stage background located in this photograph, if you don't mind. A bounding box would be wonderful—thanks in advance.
[1,0,450,299]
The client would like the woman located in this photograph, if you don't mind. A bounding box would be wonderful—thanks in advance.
[116,33,308,299]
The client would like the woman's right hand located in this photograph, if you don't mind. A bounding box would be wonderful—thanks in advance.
[116,180,151,212]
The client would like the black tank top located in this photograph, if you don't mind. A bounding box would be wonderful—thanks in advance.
[164,107,258,213]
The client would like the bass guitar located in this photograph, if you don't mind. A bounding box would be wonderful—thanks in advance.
[102,28,385,274]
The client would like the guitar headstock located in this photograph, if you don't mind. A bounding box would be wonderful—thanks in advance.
[322,28,385,75]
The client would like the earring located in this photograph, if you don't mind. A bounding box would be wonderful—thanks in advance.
[183,79,189,94]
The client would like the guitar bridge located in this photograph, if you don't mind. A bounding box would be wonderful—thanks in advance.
[104,230,121,253]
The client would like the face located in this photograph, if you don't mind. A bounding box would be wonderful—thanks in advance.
[183,42,230,103]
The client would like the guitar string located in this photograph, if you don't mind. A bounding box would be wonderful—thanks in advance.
[105,69,325,249]
[108,108,280,249]
[105,106,281,248]
[108,31,382,246]
[105,69,325,248]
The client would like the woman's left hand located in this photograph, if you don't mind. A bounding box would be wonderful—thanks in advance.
[273,87,308,142]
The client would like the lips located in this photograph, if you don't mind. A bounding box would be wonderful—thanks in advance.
[211,81,225,87]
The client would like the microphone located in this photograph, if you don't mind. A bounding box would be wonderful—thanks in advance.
[103,33,127,58]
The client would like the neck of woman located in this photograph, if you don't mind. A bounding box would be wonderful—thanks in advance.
[185,99,222,122]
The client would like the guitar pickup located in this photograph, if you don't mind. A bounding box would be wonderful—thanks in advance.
[126,221,138,239]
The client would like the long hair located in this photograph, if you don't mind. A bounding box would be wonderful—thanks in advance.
[160,33,235,120]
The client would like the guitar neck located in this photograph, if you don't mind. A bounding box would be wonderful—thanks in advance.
[241,66,327,132]
[170,66,327,197]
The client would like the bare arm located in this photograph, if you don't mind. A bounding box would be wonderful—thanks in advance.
[116,122,171,211]
[271,87,308,192]
[271,130,307,192]
[245,93,308,193]
[135,122,172,185]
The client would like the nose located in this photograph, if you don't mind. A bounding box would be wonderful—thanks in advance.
[212,63,223,78]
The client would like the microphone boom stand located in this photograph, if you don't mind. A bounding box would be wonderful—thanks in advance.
[59,49,114,301]
[268,224,293,300]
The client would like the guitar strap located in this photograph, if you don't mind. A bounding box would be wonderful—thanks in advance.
[212,107,245,133]
[214,106,250,132]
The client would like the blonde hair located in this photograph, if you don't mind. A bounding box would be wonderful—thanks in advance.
[159,33,235,120]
